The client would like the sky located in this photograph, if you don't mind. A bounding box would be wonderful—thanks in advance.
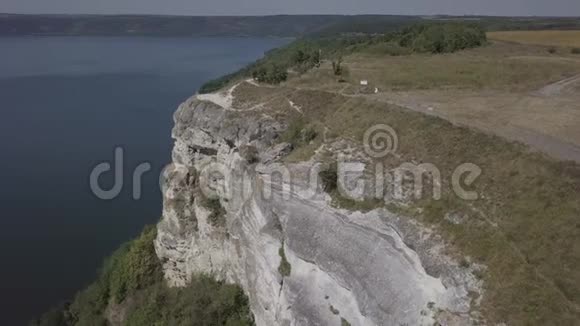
[1,0,580,17]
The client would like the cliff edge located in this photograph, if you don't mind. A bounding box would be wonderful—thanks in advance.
[154,81,483,326]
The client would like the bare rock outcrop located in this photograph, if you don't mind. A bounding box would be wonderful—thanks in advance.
[155,85,483,326]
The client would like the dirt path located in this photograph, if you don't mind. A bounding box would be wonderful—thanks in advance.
[368,92,580,163]
[536,73,580,97]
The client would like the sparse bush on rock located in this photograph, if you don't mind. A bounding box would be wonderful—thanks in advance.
[319,163,338,193]
[278,245,291,277]
[199,195,227,228]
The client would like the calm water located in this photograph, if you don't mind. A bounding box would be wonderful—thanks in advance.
[0,36,288,325]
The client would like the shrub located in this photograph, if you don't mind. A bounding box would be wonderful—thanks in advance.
[281,118,318,148]
[329,305,340,315]
[252,64,288,84]
[331,56,350,79]
[269,64,288,84]
[199,195,227,228]
[278,245,291,277]
[124,275,254,326]
[240,145,260,164]
[32,227,255,326]
[319,164,338,192]
[32,226,162,325]
[332,57,343,76]
[292,48,321,73]
[108,225,162,303]
[571,47,580,54]
[302,128,318,144]
[293,49,309,64]
[548,47,557,54]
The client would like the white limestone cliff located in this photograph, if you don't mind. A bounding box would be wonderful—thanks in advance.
[154,84,483,326]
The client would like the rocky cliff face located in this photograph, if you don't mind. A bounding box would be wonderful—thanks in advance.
[154,83,483,326]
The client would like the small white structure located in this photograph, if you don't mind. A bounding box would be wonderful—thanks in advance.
[360,80,368,86]
[374,87,379,94]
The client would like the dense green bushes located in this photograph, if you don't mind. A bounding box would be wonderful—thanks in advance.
[198,36,369,92]
[397,23,487,53]
[31,226,254,326]
[124,275,254,326]
[365,42,413,56]
[251,64,288,84]
[108,225,162,303]
[292,48,321,72]
[31,226,161,326]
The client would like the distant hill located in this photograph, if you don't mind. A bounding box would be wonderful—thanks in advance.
[1,14,579,38]
[0,14,419,37]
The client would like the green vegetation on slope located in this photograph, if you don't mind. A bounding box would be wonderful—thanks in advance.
[31,226,254,326]
[199,22,488,93]
[252,64,288,84]
[122,274,254,326]
[397,23,487,53]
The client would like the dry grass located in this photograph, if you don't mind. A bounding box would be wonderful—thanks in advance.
[279,87,580,325]
[341,42,580,92]
[228,39,580,325]
[283,41,580,163]
[488,30,580,47]
[285,42,580,93]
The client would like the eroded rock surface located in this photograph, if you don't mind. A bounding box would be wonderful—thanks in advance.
[155,84,483,326]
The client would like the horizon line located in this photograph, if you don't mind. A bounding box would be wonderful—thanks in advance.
[2,12,580,19]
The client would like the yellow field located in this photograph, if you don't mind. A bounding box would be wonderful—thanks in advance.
[488,30,580,47]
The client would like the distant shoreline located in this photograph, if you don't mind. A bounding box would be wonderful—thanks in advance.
[2,14,580,38]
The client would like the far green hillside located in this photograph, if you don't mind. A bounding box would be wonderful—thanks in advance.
[199,22,487,93]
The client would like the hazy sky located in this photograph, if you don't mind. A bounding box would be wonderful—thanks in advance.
[1,0,580,16]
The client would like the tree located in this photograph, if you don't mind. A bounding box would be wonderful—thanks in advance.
[332,57,343,76]
[293,49,309,64]
[310,50,321,67]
